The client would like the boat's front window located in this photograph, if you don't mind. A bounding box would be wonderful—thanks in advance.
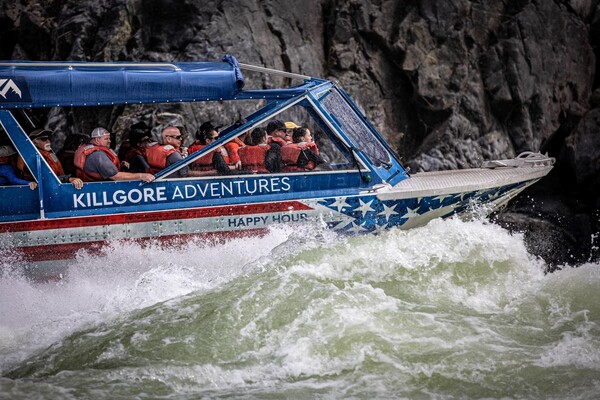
[319,89,391,168]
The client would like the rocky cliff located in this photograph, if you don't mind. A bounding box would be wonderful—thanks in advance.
[1,0,598,269]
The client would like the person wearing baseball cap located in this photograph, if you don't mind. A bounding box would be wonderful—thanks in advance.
[266,119,289,147]
[16,129,84,189]
[73,127,155,182]
[121,123,153,173]
[284,121,301,143]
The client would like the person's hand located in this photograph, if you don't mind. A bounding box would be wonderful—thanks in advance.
[70,177,84,190]
[234,160,242,170]
[121,161,130,169]
[28,181,37,190]
[140,173,155,183]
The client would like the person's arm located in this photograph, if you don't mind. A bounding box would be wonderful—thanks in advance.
[109,171,155,182]
[297,149,326,169]
[166,152,189,178]
[212,152,235,175]
[6,169,34,186]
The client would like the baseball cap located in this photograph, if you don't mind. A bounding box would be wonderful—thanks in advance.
[29,129,52,140]
[91,127,110,138]
[285,121,301,129]
[266,119,286,133]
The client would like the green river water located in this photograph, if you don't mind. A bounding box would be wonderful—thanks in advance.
[1,218,599,399]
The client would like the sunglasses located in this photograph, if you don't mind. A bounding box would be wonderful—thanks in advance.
[168,135,183,140]
[35,137,51,142]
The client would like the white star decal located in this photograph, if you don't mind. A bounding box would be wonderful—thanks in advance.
[403,206,420,219]
[348,222,368,233]
[374,222,389,233]
[433,194,452,203]
[356,199,376,217]
[329,197,351,212]
[399,203,460,230]
[331,220,352,230]
[486,190,501,201]
[379,203,399,222]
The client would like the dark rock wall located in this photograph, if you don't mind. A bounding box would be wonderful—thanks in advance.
[1,0,598,268]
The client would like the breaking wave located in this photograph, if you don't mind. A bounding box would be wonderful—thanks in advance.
[1,218,599,399]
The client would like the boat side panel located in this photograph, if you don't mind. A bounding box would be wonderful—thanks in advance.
[1,172,368,221]
[1,177,535,267]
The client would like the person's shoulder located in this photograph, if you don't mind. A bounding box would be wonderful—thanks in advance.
[163,145,176,151]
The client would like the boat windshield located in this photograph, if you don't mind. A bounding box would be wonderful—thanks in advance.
[319,89,391,168]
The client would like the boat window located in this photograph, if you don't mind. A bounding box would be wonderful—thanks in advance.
[319,89,391,168]
[190,105,356,176]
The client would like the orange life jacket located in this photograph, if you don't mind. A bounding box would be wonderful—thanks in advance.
[238,144,270,173]
[268,136,289,147]
[17,149,65,180]
[145,144,179,172]
[281,142,317,172]
[73,144,120,181]
[224,138,245,164]
[189,142,230,171]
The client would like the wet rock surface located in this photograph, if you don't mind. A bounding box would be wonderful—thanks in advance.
[1,0,598,269]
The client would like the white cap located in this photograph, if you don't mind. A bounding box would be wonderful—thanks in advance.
[91,127,109,138]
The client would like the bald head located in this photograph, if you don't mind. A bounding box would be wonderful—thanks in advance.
[162,126,183,149]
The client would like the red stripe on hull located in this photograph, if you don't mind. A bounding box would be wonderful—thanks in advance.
[12,229,269,262]
[0,201,312,233]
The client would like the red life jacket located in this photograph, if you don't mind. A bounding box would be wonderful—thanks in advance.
[73,144,120,181]
[224,138,245,164]
[124,148,145,163]
[268,136,289,147]
[17,149,65,180]
[281,142,316,172]
[145,144,179,172]
[189,142,228,171]
[238,144,270,173]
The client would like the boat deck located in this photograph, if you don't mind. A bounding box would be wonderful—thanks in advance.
[377,165,553,200]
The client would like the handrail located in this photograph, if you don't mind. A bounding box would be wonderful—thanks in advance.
[0,61,313,78]
[238,62,311,80]
[0,62,182,71]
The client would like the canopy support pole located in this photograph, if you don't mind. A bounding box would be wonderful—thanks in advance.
[238,63,310,80]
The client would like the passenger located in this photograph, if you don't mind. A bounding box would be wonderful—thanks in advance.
[123,125,152,173]
[74,127,155,182]
[146,125,206,177]
[281,127,327,172]
[266,119,290,148]
[188,122,239,175]
[284,121,301,140]
[57,133,88,176]
[118,121,149,162]
[238,127,283,173]
[263,120,289,172]
[0,145,37,189]
[222,118,248,169]
[18,129,84,189]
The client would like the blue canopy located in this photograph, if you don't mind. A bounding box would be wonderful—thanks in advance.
[0,56,252,109]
